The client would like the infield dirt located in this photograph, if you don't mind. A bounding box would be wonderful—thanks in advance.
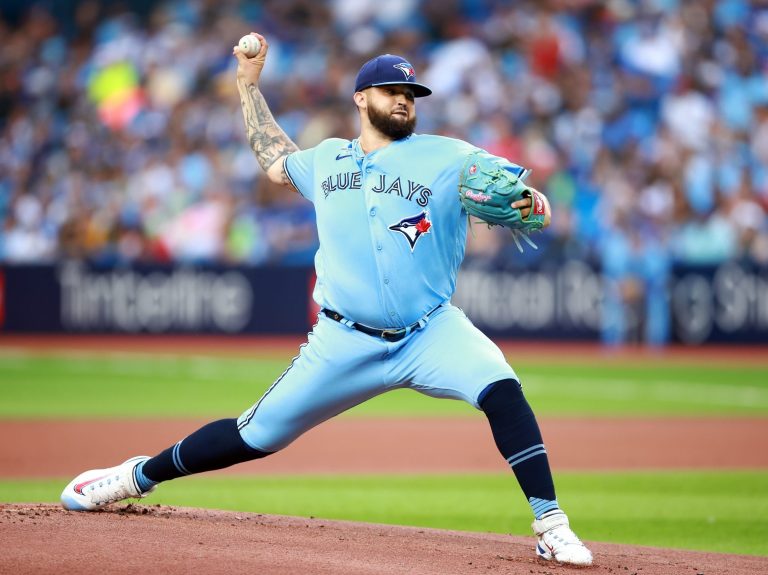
[2,417,767,477]
[2,503,766,575]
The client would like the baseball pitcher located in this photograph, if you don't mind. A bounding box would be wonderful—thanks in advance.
[61,34,592,567]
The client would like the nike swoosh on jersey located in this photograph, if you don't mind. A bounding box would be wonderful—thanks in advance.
[336,153,352,160]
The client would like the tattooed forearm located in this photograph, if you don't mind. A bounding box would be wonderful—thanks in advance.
[238,81,299,173]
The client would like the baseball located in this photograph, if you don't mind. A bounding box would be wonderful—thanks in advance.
[238,35,261,58]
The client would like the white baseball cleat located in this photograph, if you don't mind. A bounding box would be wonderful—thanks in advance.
[60,455,155,511]
[532,510,593,566]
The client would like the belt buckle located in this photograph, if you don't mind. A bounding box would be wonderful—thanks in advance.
[380,328,404,340]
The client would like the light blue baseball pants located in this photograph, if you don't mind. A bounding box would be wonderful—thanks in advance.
[237,304,517,452]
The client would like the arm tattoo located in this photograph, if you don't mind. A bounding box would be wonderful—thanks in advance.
[238,82,299,174]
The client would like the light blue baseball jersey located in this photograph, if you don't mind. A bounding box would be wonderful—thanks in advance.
[237,134,524,452]
[284,134,521,328]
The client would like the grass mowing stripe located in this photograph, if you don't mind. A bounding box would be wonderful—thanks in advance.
[2,353,768,418]
[523,377,768,409]
[3,471,766,556]
[0,355,278,383]
[516,363,768,386]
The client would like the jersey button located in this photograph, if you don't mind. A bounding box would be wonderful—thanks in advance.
[384,278,390,284]
[369,208,376,216]
[376,243,382,251]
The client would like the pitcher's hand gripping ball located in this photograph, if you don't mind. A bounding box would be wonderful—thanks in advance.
[238,34,261,58]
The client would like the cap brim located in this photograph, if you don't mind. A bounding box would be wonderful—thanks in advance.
[368,81,432,97]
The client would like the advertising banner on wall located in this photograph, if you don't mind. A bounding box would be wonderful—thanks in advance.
[1,262,313,334]
[453,260,768,344]
[453,260,602,340]
[670,262,768,344]
[1,260,766,344]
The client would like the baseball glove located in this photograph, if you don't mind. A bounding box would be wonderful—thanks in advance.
[458,151,547,250]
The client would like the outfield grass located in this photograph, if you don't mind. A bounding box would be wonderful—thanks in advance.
[1,352,767,418]
[3,471,766,556]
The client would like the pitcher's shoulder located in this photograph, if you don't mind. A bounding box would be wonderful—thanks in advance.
[316,137,353,152]
[409,133,477,153]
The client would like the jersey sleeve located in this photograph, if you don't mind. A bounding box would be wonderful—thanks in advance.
[471,148,530,180]
[284,147,317,201]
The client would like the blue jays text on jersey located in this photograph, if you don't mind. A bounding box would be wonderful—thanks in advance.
[321,170,432,207]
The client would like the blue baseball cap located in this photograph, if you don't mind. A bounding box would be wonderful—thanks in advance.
[354,54,432,97]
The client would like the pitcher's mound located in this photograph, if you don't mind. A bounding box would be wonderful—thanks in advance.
[1,503,763,575]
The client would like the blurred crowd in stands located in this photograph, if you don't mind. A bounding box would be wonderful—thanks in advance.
[1,0,768,343]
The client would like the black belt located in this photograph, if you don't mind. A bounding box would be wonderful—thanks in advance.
[321,306,441,342]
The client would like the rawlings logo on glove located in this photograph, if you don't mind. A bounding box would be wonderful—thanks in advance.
[464,190,492,203]
[458,151,547,250]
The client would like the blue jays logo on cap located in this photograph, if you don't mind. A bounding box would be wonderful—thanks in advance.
[354,54,432,97]
[393,62,415,80]
[388,211,432,251]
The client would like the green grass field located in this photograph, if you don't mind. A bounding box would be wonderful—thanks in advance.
[1,349,767,556]
[1,352,767,418]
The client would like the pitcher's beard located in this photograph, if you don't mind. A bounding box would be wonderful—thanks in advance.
[367,105,416,140]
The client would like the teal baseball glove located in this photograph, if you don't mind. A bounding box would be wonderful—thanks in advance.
[458,151,547,250]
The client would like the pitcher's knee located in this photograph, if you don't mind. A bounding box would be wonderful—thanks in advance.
[238,422,296,453]
[478,378,524,412]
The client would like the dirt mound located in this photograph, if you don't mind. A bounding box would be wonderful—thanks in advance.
[1,503,763,575]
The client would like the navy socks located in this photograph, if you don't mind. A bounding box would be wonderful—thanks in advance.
[479,379,559,518]
[137,418,271,490]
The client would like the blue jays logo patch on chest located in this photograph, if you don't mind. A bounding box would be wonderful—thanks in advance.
[388,211,432,251]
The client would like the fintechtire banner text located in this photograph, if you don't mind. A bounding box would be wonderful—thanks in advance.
[0,260,766,343]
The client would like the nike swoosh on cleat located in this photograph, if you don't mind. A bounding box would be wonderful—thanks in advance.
[74,474,110,495]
